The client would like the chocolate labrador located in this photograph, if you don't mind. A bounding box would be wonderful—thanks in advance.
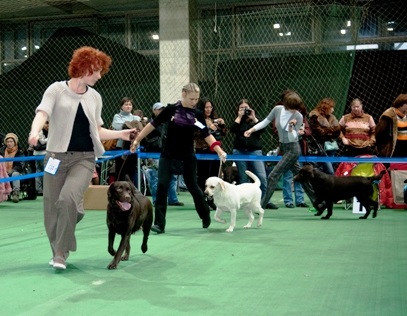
[106,175,153,269]
[295,164,386,220]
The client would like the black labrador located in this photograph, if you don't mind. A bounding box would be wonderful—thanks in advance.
[295,164,386,220]
[106,175,153,269]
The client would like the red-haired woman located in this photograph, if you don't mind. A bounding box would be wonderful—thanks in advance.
[309,98,341,174]
[28,46,136,270]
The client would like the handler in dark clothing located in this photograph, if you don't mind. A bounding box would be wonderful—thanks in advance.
[130,83,227,234]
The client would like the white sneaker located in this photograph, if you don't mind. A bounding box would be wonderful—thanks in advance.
[52,256,66,270]
[48,252,69,267]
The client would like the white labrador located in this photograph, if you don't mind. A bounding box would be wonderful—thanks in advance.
[204,170,264,232]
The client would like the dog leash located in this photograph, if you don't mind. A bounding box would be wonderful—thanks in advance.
[218,159,223,178]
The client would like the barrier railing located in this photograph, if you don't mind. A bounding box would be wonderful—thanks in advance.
[1,151,406,187]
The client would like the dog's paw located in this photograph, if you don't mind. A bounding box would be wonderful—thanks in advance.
[214,217,226,224]
[108,249,116,257]
[141,244,148,253]
[372,212,377,218]
[321,216,330,220]
[121,255,129,261]
[225,228,234,232]
[107,262,118,270]
[359,215,368,219]
[243,224,252,229]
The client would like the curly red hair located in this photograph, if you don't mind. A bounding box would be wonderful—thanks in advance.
[68,46,112,78]
[315,97,335,116]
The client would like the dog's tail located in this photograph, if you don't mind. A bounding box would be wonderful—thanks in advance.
[245,170,261,187]
[368,169,386,184]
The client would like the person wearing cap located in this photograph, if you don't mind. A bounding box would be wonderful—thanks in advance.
[0,133,25,203]
[142,102,184,207]
[131,83,227,234]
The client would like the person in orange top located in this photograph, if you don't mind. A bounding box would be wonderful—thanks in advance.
[376,94,407,157]
[339,98,376,157]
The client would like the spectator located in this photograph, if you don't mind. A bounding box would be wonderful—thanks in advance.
[339,98,376,157]
[142,102,184,206]
[0,133,24,203]
[111,97,140,181]
[130,83,227,234]
[33,121,49,195]
[230,99,275,208]
[376,93,407,157]
[195,98,227,210]
[309,98,341,174]
[0,153,12,202]
[244,91,318,209]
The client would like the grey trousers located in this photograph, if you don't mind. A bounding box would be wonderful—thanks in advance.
[43,151,94,257]
[262,142,316,208]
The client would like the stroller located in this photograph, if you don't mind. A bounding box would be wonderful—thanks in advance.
[335,157,393,211]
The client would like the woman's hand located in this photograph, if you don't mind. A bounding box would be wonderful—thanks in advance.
[28,131,39,147]
[215,118,225,126]
[130,139,139,153]
[214,147,227,163]
[120,128,138,141]
[341,137,349,145]
[244,128,254,138]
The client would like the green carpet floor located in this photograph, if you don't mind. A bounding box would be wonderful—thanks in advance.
[0,191,406,316]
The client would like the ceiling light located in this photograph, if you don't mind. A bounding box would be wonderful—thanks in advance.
[285,32,291,36]
[152,34,159,40]
[273,23,280,29]
[278,32,284,37]
[387,27,394,31]
[340,29,346,35]
[347,20,351,27]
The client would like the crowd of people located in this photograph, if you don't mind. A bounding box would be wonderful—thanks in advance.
[0,45,405,271]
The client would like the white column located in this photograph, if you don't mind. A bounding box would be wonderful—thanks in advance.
[159,0,197,105]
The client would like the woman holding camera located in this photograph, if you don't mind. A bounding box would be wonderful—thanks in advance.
[230,99,271,207]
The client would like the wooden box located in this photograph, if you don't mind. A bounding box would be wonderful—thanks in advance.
[83,185,109,210]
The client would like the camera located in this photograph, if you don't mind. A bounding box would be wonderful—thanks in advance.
[244,108,252,116]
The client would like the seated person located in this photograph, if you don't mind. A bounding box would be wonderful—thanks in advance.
[0,133,24,203]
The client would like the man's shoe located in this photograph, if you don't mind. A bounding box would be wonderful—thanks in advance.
[285,203,295,208]
[168,202,184,206]
[151,225,165,234]
[296,202,309,208]
[265,202,279,209]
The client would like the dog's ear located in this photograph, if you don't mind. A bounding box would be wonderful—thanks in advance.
[127,179,138,197]
[219,179,226,191]
[107,183,114,198]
